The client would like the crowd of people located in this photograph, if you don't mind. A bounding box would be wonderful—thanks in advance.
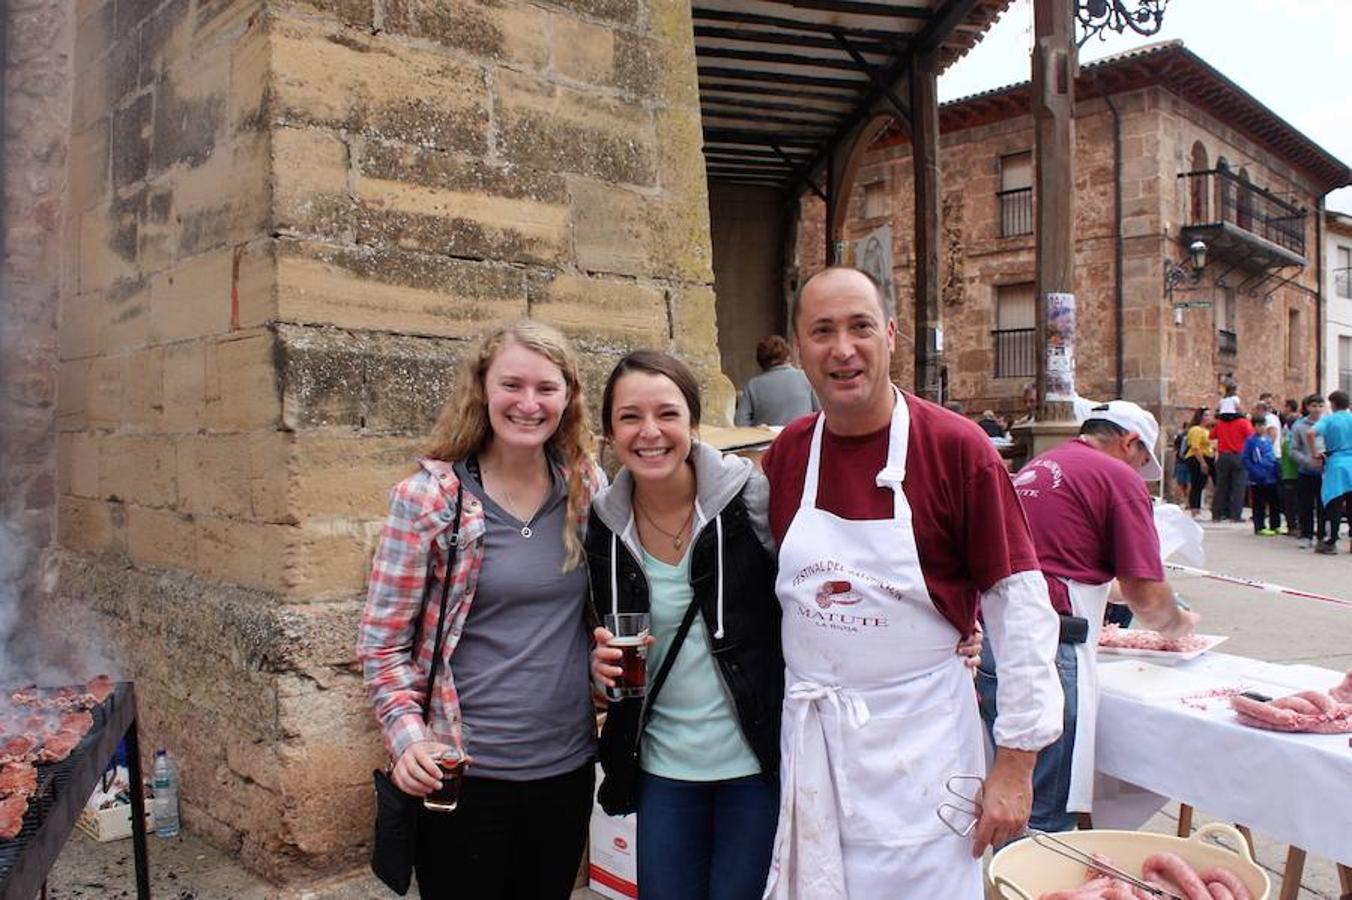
[1169,389,1352,554]
[355,266,1199,900]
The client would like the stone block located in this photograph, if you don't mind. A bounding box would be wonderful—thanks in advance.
[69,120,109,213]
[290,435,414,521]
[59,291,103,361]
[111,88,152,188]
[148,249,233,343]
[78,198,139,295]
[88,355,127,427]
[272,126,349,230]
[126,504,197,570]
[58,495,122,556]
[551,16,616,85]
[270,16,489,154]
[58,432,101,499]
[495,70,656,187]
[99,434,177,506]
[528,272,667,345]
[282,524,373,599]
[571,179,653,278]
[196,515,289,591]
[274,240,526,336]
[152,50,228,174]
[360,334,466,434]
[137,0,190,86]
[204,329,282,431]
[103,279,151,353]
[170,135,271,257]
[74,2,114,69]
[234,239,276,330]
[56,360,91,431]
[382,0,517,60]
[275,0,373,27]
[161,340,206,430]
[274,324,365,430]
[176,431,291,521]
[356,139,566,205]
[124,346,165,428]
[534,0,638,26]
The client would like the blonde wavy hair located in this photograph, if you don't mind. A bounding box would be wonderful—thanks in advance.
[423,320,594,570]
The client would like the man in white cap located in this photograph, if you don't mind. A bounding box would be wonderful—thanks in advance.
[978,400,1200,832]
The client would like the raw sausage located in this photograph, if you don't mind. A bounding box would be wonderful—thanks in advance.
[1142,852,1211,900]
[1199,866,1251,900]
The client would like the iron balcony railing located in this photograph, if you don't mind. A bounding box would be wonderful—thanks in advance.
[992,327,1036,378]
[1178,169,1306,256]
[997,187,1033,238]
[1218,329,1238,357]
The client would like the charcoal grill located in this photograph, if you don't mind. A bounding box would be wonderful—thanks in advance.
[0,682,149,900]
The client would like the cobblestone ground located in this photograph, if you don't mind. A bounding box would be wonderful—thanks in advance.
[44,515,1350,898]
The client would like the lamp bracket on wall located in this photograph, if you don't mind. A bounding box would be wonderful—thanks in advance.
[1076,0,1168,47]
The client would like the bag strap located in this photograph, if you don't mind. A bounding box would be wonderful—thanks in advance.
[420,482,464,723]
[636,564,704,721]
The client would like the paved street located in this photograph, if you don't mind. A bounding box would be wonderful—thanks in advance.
[43,514,1351,899]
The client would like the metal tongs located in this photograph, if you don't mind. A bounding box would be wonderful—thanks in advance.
[1028,830,1184,900]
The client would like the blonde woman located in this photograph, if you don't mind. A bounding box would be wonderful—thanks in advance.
[358,320,604,899]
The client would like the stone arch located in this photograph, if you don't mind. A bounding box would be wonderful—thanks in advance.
[1237,166,1254,230]
[1215,155,1233,223]
[828,111,904,249]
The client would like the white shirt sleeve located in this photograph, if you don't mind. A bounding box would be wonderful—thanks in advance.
[982,569,1064,751]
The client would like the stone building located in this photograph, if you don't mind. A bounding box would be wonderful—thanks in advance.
[1324,209,1352,396]
[0,0,1013,883]
[798,42,1351,424]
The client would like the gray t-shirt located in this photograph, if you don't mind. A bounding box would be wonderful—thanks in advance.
[734,364,818,426]
[450,459,595,780]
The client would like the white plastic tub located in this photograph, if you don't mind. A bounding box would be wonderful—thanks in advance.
[987,823,1269,899]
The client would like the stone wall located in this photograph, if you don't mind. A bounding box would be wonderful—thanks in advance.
[1,0,73,604]
[52,0,722,881]
[709,182,788,387]
[799,83,1323,425]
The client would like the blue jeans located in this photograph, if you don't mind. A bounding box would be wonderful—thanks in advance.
[975,637,1079,833]
[636,771,779,900]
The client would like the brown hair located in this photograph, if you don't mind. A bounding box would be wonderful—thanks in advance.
[601,350,702,437]
[755,334,791,370]
[423,320,593,569]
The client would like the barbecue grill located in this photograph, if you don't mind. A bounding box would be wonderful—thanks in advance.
[0,682,149,900]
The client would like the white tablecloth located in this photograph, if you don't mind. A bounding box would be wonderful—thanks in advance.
[1094,651,1352,865]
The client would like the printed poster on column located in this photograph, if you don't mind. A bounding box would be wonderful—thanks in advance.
[1045,292,1076,402]
[851,225,896,320]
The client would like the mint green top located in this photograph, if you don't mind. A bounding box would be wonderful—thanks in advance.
[639,549,760,782]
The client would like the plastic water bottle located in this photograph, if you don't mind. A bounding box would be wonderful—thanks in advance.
[152,749,180,838]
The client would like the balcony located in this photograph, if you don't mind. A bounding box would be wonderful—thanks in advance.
[1178,169,1307,271]
[992,328,1036,378]
[997,187,1033,238]
[1218,329,1238,357]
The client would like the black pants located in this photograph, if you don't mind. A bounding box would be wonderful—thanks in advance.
[1212,453,1248,521]
[1280,479,1299,534]
[1325,494,1351,546]
[414,762,594,899]
[1251,483,1279,532]
[1185,457,1208,510]
[1298,472,1325,540]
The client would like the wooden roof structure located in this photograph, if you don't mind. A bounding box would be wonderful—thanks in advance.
[696,0,1013,192]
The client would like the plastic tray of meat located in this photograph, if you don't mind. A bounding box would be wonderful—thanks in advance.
[1096,627,1228,663]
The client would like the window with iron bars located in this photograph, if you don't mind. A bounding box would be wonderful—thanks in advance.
[998,151,1033,238]
[993,283,1036,377]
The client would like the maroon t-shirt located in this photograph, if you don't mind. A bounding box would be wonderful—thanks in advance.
[761,392,1041,637]
[1013,438,1165,614]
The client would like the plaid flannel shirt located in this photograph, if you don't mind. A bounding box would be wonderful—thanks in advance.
[357,455,602,762]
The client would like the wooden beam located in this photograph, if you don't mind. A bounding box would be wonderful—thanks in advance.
[910,50,942,402]
[1032,0,1077,421]
[702,96,840,120]
[696,45,864,71]
[772,0,933,18]
[691,6,911,43]
[696,65,866,91]
[694,24,894,56]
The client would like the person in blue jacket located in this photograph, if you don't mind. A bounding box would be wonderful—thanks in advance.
[1242,413,1279,535]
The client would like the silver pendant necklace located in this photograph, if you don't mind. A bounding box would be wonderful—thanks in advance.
[484,463,540,539]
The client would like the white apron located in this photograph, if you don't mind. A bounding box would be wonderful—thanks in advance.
[1062,578,1113,814]
[764,391,986,900]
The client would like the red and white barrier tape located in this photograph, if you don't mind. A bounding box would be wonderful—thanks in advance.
[1164,562,1352,609]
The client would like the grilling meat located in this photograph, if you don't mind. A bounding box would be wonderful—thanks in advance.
[0,763,36,799]
[0,735,37,765]
[0,794,27,840]
[35,729,81,764]
[86,675,115,704]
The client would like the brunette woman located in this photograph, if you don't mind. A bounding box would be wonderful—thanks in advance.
[358,320,604,899]
[589,350,783,900]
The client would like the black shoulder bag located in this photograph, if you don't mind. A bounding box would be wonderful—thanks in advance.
[370,483,463,896]
[596,588,703,816]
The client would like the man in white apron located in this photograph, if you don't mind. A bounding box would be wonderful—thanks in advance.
[981,401,1201,831]
[759,267,1065,899]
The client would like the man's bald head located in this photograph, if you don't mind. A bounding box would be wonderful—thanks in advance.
[791,266,888,333]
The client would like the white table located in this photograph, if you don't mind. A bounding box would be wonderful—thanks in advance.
[1094,652,1352,897]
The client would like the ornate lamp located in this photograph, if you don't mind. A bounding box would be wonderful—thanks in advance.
[1167,240,1209,324]
[1077,0,1169,47]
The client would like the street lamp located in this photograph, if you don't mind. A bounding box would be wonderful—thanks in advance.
[1167,240,1209,324]
[1077,0,1169,47]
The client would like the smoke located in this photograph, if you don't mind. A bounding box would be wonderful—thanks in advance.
[0,519,123,687]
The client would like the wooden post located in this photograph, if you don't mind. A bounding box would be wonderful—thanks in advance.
[910,51,943,403]
[1032,0,1077,421]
